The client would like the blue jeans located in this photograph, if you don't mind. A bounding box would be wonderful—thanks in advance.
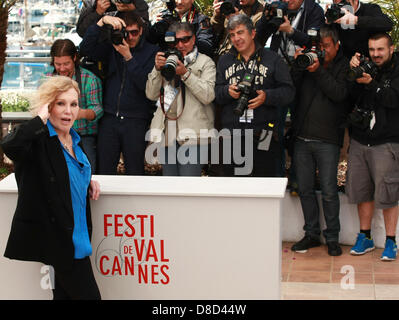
[293,138,341,242]
[161,141,204,176]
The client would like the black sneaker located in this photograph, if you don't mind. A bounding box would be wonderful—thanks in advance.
[327,241,342,256]
[291,236,321,253]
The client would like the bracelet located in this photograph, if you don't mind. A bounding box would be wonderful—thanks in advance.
[182,70,191,81]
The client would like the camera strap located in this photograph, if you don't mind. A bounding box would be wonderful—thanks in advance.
[237,52,260,73]
[159,78,186,121]
[279,43,293,67]
[181,6,196,24]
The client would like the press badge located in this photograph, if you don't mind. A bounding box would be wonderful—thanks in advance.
[156,84,178,112]
[239,109,254,123]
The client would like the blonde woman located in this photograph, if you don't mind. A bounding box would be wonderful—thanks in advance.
[1,76,101,300]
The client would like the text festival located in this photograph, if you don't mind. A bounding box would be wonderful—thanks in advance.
[95,214,170,285]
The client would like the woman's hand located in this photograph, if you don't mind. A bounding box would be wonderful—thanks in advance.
[89,179,101,200]
[37,103,50,124]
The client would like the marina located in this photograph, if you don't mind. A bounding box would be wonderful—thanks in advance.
[3,0,81,90]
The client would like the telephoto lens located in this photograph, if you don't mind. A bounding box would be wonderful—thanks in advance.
[161,53,180,81]
[295,52,318,70]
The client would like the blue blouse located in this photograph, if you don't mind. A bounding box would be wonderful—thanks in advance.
[47,121,92,259]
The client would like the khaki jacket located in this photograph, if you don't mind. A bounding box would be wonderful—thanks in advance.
[146,52,216,145]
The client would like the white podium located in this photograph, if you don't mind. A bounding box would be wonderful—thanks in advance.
[0,174,287,300]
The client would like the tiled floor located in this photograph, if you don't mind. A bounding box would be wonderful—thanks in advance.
[281,241,399,300]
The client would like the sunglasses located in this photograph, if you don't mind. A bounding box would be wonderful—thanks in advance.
[126,29,140,37]
[175,35,193,44]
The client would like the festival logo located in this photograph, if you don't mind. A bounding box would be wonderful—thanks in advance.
[95,213,170,285]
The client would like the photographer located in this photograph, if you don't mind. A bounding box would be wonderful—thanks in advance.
[256,0,324,184]
[256,0,325,51]
[211,0,264,59]
[148,0,215,58]
[346,33,399,261]
[80,11,158,175]
[77,0,150,81]
[76,0,149,38]
[215,14,295,177]
[326,0,393,59]
[289,26,350,256]
[145,22,216,176]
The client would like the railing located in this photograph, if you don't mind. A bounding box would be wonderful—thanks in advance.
[2,50,52,90]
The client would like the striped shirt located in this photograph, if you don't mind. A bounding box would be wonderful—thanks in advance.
[45,67,103,136]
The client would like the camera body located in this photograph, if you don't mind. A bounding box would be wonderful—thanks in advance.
[293,29,325,70]
[220,0,238,16]
[347,106,373,130]
[325,0,350,24]
[149,0,180,48]
[347,56,378,82]
[161,32,184,81]
[101,24,129,45]
[233,73,256,117]
[262,1,288,33]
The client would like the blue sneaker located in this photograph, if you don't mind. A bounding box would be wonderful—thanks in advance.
[350,233,375,255]
[381,239,397,261]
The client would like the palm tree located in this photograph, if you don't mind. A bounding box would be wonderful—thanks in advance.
[0,0,18,164]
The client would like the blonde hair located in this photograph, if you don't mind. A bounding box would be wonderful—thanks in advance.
[30,76,80,115]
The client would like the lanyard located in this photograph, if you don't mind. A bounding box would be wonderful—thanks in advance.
[238,52,260,74]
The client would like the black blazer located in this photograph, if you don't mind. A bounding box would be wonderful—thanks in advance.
[0,116,92,272]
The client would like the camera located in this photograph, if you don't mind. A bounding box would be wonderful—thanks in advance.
[101,24,129,45]
[293,29,325,70]
[161,32,184,81]
[233,73,256,117]
[148,0,180,48]
[219,0,238,16]
[347,106,373,130]
[261,1,288,34]
[325,0,350,24]
[347,56,378,82]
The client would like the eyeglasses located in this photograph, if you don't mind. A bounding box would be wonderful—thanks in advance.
[126,29,140,37]
[175,35,193,44]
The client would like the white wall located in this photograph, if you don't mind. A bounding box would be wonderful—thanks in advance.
[282,191,396,248]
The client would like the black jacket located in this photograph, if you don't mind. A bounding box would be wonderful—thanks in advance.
[0,117,92,272]
[291,48,351,146]
[349,53,399,146]
[335,2,393,59]
[215,44,295,131]
[256,0,325,50]
[80,24,158,120]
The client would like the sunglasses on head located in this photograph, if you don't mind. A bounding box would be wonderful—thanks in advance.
[175,35,193,44]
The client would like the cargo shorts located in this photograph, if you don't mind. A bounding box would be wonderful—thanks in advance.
[346,139,399,209]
